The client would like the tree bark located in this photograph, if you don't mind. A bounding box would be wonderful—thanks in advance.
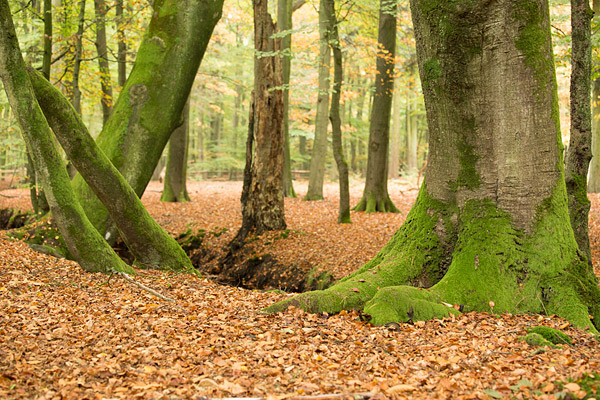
[161,99,191,203]
[389,74,401,180]
[278,0,297,198]
[588,0,600,192]
[565,0,593,264]
[115,0,127,87]
[232,0,286,246]
[70,0,224,242]
[304,0,331,201]
[406,85,418,173]
[94,0,113,124]
[327,0,350,223]
[266,0,600,334]
[353,0,399,213]
[0,0,133,274]
[70,0,86,115]
[42,0,51,79]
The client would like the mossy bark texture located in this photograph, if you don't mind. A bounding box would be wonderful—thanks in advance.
[71,0,224,240]
[353,0,399,213]
[28,69,193,272]
[0,0,132,274]
[565,0,593,263]
[266,0,600,333]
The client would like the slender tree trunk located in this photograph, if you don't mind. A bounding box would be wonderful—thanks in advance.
[42,0,52,79]
[94,0,113,124]
[327,0,350,224]
[70,0,86,114]
[588,0,600,192]
[115,0,127,87]
[29,68,193,271]
[389,74,401,179]
[278,0,297,198]
[565,0,593,263]
[407,87,418,173]
[0,0,133,274]
[353,0,399,213]
[161,99,191,203]
[70,0,224,241]
[232,0,286,247]
[304,0,331,201]
[266,0,600,334]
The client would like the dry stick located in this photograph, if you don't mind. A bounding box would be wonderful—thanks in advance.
[213,394,374,400]
[114,271,175,302]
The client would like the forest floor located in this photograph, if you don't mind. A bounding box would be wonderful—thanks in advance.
[1,178,600,399]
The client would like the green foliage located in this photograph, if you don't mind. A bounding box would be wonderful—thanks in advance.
[526,326,572,345]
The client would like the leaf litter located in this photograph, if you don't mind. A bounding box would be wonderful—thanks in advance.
[0,179,599,399]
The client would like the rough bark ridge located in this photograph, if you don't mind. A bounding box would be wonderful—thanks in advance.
[0,0,132,274]
[353,0,399,213]
[161,99,191,203]
[327,0,350,224]
[565,0,593,263]
[266,0,600,334]
[71,0,224,241]
[304,0,331,201]
[28,68,193,272]
[232,0,286,247]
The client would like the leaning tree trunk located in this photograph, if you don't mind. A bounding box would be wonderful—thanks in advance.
[231,0,286,247]
[327,0,350,224]
[565,0,593,263]
[161,99,191,203]
[28,68,193,272]
[353,0,399,213]
[70,0,224,242]
[266,0,600,333]
[304,0,331,201]
[0,0,133,274]
[278,0,297,198]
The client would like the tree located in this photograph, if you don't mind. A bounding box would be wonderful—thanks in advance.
[266,0,600,333]
[70,0,224,243]
[0,0,133,274]
[589,0,600,193]
[304,0,332,201]
[161,99,191,202]
[327,0,350,223]
[565,0,593,264]
[353,0,399,213]
[231,0,286,247]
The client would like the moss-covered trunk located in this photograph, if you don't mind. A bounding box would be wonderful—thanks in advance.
[304,0,331,201]
[565,0,593,263]
[0,0,133,274]
[353,0,399,213]
[28,68,193,272]
[71,0,223,241]
[161,99,191,203]
[266,0,600,334]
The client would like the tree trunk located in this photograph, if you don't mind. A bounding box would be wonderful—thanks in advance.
[565,0,593,264]
[42,0,51,79]
[161,99,191,203]
[0,0,133,274]
[266,0,600,334]
[327,0,350,224]
[94,0,113,124]
[353,0,399,213]
[304,0,331,201]
[28,68,193,271]
[588,0,600,192]
[70,0,224,242]
[389,74,402,180]
[115,0,127,87]
[70,0,86,115]
[278,0,297,198]
[406,86,418,173]
[232,0,286,246]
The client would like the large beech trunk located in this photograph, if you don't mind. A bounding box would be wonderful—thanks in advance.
[0,0,133,274]
[353,0,398,213]
[266,0,600,333]
[71,0,224,242]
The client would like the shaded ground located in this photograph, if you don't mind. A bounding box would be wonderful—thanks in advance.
[1,179,599,399]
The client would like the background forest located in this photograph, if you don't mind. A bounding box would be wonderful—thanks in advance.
[0,0,590,187]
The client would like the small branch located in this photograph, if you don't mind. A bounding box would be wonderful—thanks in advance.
[212,394,374,400]
[0,193,18,198]
[115,271,175,302]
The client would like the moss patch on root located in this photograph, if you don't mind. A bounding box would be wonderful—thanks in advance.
[526,326,572,345]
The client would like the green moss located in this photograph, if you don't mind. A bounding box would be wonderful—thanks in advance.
[304,268,335,291]
[526,326,572,345]
[424,58,441,82]
[520,332,557,347]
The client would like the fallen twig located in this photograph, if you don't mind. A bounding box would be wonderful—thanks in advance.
[115,271,176,302]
